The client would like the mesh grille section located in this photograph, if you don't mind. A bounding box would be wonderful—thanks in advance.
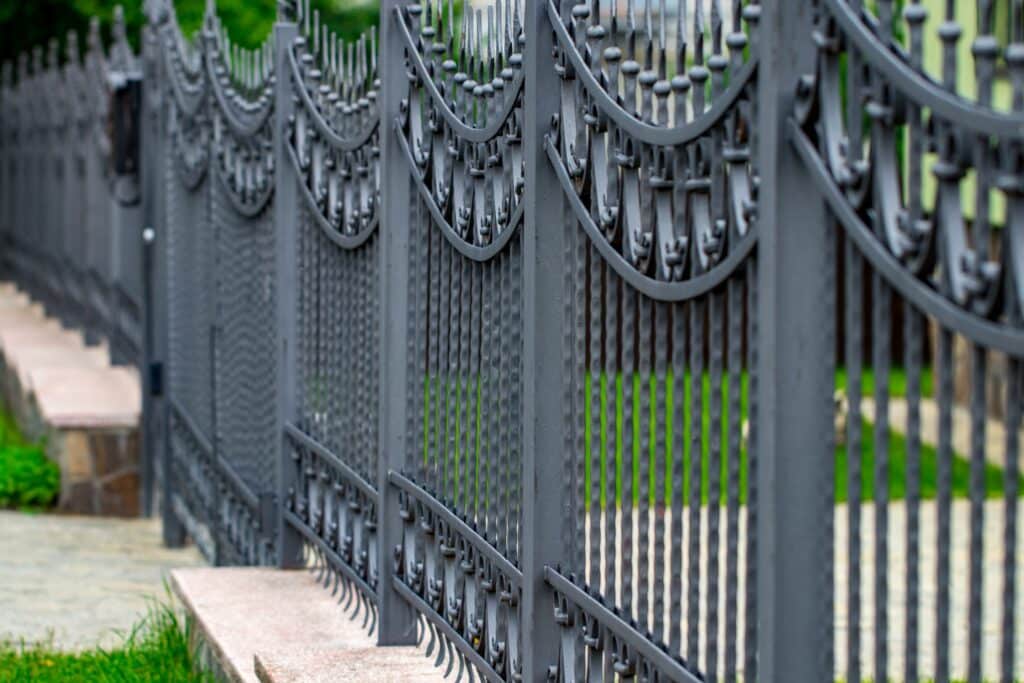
[211,182,278,495]
[166,148,215,439]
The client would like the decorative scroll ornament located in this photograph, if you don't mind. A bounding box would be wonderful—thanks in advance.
[547,0,760,302]
[396,0,526,261]
[285,14,381,249]
[391,473,523,683]
[793,0,1024,353]
[285,426,380,629]
[203,8,276,214]
[170,406,277,566]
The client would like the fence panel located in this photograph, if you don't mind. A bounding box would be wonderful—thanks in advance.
[275,7,385,623]
[793,0,1024,680]
[3,0,1024,680]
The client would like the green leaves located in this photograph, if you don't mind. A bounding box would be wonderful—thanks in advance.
[0,0,381,67]
[0,411,58,511]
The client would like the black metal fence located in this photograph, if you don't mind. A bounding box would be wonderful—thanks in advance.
[3,0,1024,681]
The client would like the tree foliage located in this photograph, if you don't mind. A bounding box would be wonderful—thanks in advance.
[0,0,380,69]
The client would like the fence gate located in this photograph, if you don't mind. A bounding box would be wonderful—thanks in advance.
[3,0,1024,680]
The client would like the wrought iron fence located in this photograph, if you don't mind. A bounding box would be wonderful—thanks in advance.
[2,0,1024,681]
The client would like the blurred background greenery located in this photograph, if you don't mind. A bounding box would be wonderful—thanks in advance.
[0,0,380,67]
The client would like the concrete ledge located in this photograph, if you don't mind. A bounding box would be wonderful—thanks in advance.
[255,647,442,683]
[170,567,441,683]
[30,365,140,429]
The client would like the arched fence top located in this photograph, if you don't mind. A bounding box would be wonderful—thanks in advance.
[3,2,1024,682]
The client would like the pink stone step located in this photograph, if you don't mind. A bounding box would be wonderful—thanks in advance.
[171,568,442,683]
[255,647,443,683]
[6,342,110,390]
[30,366,140,429]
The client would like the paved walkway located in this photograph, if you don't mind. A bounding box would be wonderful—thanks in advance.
[0,511,203,650]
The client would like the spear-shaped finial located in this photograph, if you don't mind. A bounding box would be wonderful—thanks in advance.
[277,0,299,23]
[47,37,60,71]
[88,17,102,56]
[66,31,80,66]
[144,0,170,26]
[32,45,44,76]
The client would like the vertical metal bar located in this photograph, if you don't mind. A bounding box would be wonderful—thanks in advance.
[273,18,303,568]
[589,243,603,592]
[622,285,636,622]
[378,0,420,646]
[1002,358,1021,683]
[653,300,667,645]
[873,273,891,683]
[605,266,620,612]
[905,303,923,683]
[706,288,723,682]
[936,326,953,683]
[845,237,863,683]
[669,299,684,659]
[522,0,567,671]
[638,294,652,634]
[756,1,831,680]
[687,297,703,667]
[724,276,741,683]
[743,256,758,683]
[968,343,986,683]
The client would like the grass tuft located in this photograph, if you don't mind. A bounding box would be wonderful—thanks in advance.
[0,602,214,683]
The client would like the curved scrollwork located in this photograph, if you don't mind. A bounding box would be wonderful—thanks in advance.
[202,12,275,136]
[285,18,380,248]
[547,0,761,302]
[203,10,276,215]
[391,473,523,683]
[170,404,277,566]
[396,0,526,261]
[155,5,211,189]
[794,0,1024,353]
[285,426,380,629]
[154,0,276,211]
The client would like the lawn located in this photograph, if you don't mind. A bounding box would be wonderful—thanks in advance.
[0,604,212,683]
[418,365,1013,509]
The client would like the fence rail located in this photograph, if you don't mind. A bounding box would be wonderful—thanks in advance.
[2,0,1023,681]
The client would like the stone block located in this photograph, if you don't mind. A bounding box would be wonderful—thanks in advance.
[92,431,139,477]
[62,431,93,481]
[97,470,140,517]
[171,568,442,683]
[61,481,96,515]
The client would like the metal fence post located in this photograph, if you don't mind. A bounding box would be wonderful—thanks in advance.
[756,1,832,680]
[375,0,418,647]
[272,15,304,569]
[139,22,158,518]
[521,0,565,676]
[145,11,185,546]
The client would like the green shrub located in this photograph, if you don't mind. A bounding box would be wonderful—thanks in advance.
[0,410,58,510]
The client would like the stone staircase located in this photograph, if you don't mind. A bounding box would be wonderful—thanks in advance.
[0,283,142,516]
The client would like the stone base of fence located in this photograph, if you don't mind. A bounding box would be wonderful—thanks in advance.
[0,282,142,516]
[171,567,441,683]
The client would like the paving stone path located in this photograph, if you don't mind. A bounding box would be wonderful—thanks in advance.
[0,511,203,650]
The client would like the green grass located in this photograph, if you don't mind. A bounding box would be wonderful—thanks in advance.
[835,419,1007,503]
[419,365,1015,509]
[0,407,57,510]
[0,603,213,683]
